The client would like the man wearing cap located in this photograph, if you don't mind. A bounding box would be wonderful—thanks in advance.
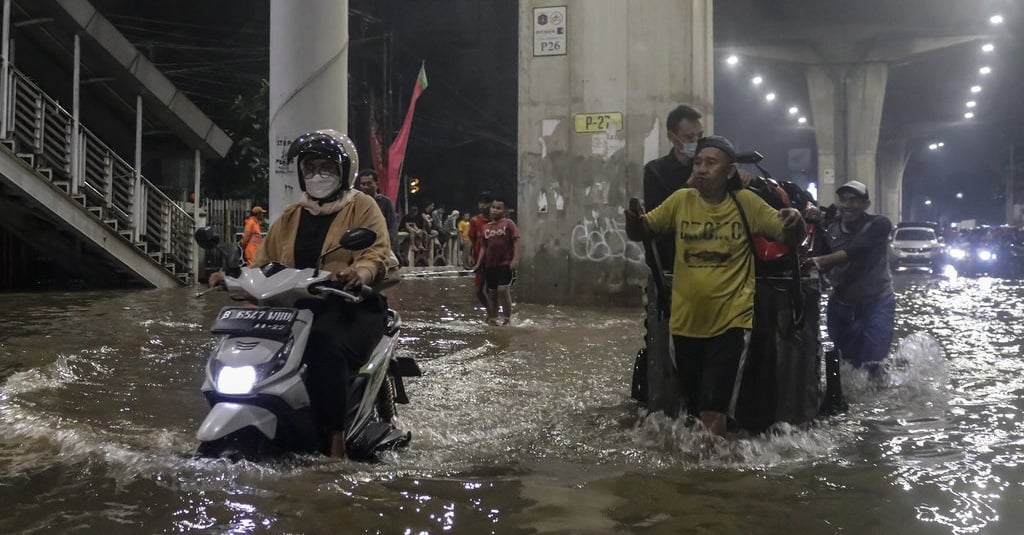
[625,135,805,437]
[240,205,265,266]
[809,180,894,379]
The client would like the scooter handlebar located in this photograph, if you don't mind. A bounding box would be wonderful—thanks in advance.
[309,281,375,303]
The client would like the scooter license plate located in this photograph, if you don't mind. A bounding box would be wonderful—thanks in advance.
[211,307,297,337]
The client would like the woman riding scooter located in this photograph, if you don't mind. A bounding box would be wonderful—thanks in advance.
[209,129,394,458]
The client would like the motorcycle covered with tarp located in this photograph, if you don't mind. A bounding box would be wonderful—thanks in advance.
[632,150,845,434]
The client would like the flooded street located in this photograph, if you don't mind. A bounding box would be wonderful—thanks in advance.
[1,272,1023,534]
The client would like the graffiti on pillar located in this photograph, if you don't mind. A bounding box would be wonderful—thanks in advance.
[570,209,644,264]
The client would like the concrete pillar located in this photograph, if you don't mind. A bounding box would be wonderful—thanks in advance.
[806,63,887,208]
[875,138,906,222]
[268,0,348,221]
[517,0,713,306]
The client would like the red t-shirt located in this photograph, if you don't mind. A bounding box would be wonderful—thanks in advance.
[481,218,520,268]
[468,214,489,257]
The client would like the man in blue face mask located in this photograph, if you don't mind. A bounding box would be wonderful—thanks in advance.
[643,105,704,270]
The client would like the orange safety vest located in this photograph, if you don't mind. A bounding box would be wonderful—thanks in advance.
[241,216,264,265]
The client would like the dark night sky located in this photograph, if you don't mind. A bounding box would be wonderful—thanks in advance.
[87,0,1022,223]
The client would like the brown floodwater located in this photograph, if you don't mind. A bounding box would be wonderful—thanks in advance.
[0,271,1022,534]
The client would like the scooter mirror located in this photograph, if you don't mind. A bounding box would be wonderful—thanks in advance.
[194,226,221,248]
[339,227,377,251]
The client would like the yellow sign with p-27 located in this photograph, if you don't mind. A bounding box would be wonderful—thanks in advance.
[573,112,623,133]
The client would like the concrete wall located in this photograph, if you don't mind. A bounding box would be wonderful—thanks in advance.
[517,0,713,306]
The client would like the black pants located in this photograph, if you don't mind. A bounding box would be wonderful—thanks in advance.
[300,295,387,437]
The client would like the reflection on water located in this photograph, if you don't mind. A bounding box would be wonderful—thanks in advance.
[0,273,1022,533]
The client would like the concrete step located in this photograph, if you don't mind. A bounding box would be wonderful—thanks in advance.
[176,273,192,285]
[0,139,14,152]
[16,153,34,166]
[71,194,86,206]
[86,206,103,218]
[163,263,176,272]
[132,242,148,253]
[36,168,52,181]
[148,251,163,262]
[102,219,119,230]
[52,180,70,194]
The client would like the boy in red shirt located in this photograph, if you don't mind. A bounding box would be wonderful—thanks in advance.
[466,191,494,308]
[474,198,520,325]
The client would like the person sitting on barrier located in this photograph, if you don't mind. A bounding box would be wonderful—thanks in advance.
[807,180,894,380]
[210,129,393,458]
[625,135,805,437]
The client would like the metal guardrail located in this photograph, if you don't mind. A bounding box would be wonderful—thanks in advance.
[1,66,194,284]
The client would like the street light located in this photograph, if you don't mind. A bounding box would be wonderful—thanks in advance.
[788,106,799,115]
[966,101,977,108]
[982,43,995,52]
[924,199,933,205]
[964,112,975,119]
[971,85,982,93]
[752,75,763,86]
[990,14,1004,25]
[726,55,739,65]
[979,66,992,75]
[765,92,776,102]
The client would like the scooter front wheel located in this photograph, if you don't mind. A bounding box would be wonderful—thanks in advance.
[196,427,281,462]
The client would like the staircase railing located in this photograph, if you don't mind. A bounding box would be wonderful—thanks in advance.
[1,65,194,284]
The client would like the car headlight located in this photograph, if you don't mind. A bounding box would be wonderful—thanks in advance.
[948,248,967,260]
[216,365,257,395]
[977,250,996,262]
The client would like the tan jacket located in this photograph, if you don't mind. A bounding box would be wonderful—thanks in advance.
[253,192,392,284]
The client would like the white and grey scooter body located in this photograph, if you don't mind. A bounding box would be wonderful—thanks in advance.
[196,265,406,456]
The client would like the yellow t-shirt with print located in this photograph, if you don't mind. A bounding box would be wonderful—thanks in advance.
[645,188,784,337]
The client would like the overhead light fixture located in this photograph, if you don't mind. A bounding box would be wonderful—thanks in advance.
[726,55,739,65]
[956,192,964,199]
[752,75,763,86]
[798,116,807,124]
[979,66,992,75]
[928,143,939,150]
[971,85,982,93]
[964,112,975,119]
[966,101,977,108]
[765,92,776,102]
[788,106,798,115]
[924,199,933,206]
[982,43,995,52]
[938,142,945,147]
[990,14,1004,25]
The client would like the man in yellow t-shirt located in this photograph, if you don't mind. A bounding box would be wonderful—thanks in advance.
[625,135,805,437]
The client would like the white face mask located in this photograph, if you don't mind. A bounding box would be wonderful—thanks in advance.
[304,172,342,199]
[680,142,698,158]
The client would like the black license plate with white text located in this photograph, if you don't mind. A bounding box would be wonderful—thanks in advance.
[211,307,297,337]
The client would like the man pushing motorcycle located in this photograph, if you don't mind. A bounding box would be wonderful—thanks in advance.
[209,128,394,458]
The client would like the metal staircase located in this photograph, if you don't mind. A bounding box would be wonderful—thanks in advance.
[0,65,194,286]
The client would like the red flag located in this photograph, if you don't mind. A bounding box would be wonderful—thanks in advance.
[368,96,386,182]
[385,63,428,202]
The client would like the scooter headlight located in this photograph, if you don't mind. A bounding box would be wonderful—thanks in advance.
[216,365,257,395]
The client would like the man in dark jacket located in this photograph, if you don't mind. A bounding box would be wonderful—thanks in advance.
[811,180,895,379]
[643,104,704,269]
[356,169,400,260]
